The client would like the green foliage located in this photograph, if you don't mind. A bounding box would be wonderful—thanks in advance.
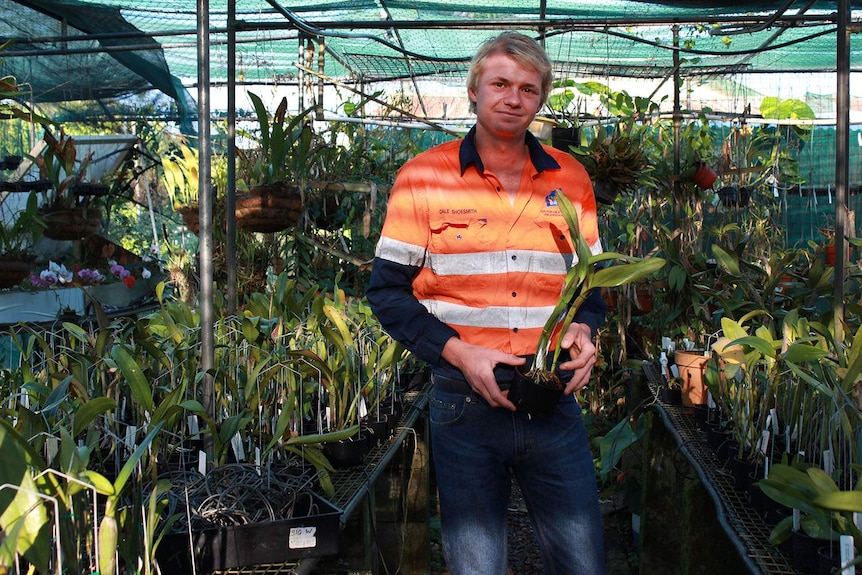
[0,191,44,256]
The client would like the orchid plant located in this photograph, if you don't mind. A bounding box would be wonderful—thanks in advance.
[29,259,155,290]
[528,191,666,386]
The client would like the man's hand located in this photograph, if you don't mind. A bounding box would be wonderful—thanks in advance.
[441,337,525,411]
[557,322,597,395]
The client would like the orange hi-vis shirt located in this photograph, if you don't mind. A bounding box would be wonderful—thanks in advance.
[373,129,603,358]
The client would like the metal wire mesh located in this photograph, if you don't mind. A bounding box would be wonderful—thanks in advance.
[646,366,801,575]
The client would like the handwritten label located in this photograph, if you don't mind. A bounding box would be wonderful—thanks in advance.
[289,526,317,549]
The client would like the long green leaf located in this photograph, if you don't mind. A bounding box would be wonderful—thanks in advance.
[72,396,116,438]
[111,344,155,414]
[813,491,862,512]
[589,257,665,289]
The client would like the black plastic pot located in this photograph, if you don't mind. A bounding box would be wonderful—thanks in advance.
[551,126,580,151]
[659,385,682,405]
[507,369,563,417]
[324,433,370,468]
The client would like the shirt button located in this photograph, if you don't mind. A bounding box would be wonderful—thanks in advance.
[511,254,517,261]
[511,291,517,297]
[513,327,519,333]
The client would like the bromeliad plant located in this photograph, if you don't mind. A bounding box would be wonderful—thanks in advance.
[526,191,666,388]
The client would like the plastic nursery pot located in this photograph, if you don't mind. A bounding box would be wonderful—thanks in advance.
[323,433,370,469]
[507,368,564,417]
[691,162,717,190]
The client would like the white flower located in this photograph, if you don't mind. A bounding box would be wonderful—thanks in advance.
[47,261,74,285]
[141,268,152,279]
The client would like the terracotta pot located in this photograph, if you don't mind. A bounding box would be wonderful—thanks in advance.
[674,350,710,407]
[691,162,717,190]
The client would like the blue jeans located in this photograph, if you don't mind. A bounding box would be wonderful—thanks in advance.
[429,382,605,575]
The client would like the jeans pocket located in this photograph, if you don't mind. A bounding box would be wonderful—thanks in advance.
[429,391,468,427]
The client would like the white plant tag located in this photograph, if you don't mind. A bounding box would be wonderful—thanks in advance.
[770,408,779,435]
[289,526,317,549]
[255,447,261,472]
[823,450,835,475]
[198,450,207,475]
[758,430,770,456]
[45,436,59,463]
[231,433,245,462]
[669,364,679,379]
[358,396,368,419]
[325,406,331,431]
[188,415,199,438]
[126,425,137,455]
[793,508,801,531]
[764,456,770,479]
[840,534,854,574]
[707,390,716,409]
[855,512,862,532]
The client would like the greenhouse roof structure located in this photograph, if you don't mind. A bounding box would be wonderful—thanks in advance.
[1,0,862,126]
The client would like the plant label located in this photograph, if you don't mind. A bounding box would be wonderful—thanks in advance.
[289,526,317,549]
[358,396,368,419]
[758,430,770,456]
[187,415,199,438]
[231,433,245,462]
[823,450,835,475]
[840,534,854,574]
[126,425,137,456]
[198,450,206,475]
[45,436,59,463]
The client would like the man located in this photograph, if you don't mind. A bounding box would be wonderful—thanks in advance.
[366,31,606,575]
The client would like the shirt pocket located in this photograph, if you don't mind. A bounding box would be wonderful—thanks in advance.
[428,216,490,254]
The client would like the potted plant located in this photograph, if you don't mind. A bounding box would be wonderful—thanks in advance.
[30,127,104,240]
[234,93,323,233]
[0,191,44,288]
[506,191,666,416]
[570,117,653,206]
[161,141,201,233]
[544,78,585,151]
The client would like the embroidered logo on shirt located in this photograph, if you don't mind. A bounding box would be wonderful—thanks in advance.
[545,188,562,207]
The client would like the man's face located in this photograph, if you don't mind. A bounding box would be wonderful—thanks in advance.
[468,52,544,140]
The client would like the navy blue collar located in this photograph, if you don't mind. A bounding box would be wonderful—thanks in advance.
[459,126,561,176]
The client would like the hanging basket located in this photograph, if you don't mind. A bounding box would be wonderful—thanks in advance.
[0,255,33,289]
[235,184,304,233]
[177,205,200,235]
[39,207,102,241]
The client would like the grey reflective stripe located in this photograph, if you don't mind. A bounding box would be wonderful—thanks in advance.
[376,236,426,267]
[377,235,604,274]
[421,299,555,329]
[428,250,571,276]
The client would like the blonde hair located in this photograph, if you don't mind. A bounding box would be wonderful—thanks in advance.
[466,31,553,114]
